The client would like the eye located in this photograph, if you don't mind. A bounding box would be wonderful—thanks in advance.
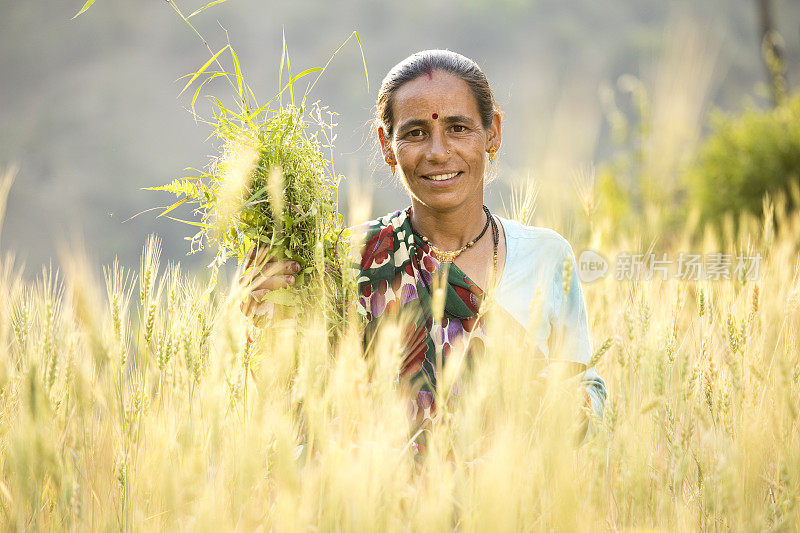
[406,129,425,138]
[452,125,468,133]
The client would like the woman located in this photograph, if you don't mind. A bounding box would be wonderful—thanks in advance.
[241,49,607,444]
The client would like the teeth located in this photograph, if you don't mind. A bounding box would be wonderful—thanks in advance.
[426,172,458,181]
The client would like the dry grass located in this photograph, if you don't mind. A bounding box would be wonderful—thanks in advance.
[1,160,799,531]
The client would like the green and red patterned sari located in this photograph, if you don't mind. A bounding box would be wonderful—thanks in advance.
[356,208,491,420]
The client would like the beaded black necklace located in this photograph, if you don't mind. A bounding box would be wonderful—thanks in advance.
[407,205,499,281]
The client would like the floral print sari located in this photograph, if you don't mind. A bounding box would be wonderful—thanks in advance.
[356,208,492,422]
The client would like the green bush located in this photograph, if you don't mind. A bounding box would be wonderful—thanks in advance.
[686,93,800,234]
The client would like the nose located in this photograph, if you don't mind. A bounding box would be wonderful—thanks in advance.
[425,127,449,162]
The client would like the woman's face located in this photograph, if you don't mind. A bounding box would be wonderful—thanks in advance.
[378,70,501,214]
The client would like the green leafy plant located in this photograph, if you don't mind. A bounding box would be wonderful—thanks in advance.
[149,87,346,296]
[685,92,800,236]
[126,0,368,328]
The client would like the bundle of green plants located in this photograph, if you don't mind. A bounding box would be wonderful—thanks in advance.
[147,34,367,330]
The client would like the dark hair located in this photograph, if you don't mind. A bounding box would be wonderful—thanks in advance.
[375,50,499,137]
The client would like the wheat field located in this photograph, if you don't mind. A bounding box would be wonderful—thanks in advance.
[1,156,799,532]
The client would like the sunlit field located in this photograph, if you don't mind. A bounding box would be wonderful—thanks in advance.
[1,156,798,530]
[2,1,800,529]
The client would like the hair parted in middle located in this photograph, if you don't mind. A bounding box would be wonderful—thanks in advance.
[375,49,500,138]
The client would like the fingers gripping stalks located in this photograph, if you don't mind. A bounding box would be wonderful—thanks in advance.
[238,245,300,325]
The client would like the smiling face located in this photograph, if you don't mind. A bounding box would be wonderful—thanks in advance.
[378,70,501,214]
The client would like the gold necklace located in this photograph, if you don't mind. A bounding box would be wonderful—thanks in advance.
[408,206,493,263]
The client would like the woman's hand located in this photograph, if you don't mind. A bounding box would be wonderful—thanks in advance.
[238,246,300,324]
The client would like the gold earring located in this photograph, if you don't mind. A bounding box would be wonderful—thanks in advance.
[386,159,396,175]
[488,145,498,163]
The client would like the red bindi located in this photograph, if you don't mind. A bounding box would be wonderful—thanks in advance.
[432,113,438,120]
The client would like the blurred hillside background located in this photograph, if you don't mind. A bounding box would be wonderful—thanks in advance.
[1,0,798,277]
